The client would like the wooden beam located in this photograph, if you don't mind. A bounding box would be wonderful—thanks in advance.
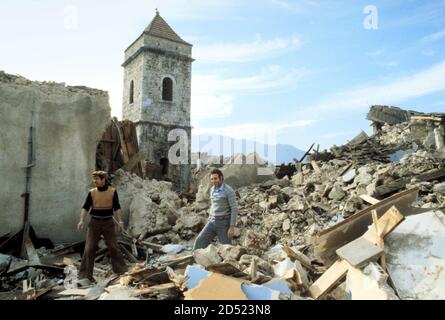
[282,244,315,272]
[159,255,193,269]
[362,206,404,244]
[308,259,349,299]
[119,244,139,263]
[313,188,418,265]
[360,194,380,205]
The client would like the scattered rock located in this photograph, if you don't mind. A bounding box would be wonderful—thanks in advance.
[193,244,222,268]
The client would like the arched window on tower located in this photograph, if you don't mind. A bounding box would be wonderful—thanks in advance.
[129,80,134,104]
[162,77,173,101]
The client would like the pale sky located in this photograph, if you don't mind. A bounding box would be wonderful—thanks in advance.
[1,0,444,151]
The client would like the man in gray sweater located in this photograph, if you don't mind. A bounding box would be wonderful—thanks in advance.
[193,169,239,250]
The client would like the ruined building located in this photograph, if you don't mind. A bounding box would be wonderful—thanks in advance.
[122,11,193,192]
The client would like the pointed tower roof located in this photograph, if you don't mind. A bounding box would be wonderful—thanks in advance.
[144,10,191,46]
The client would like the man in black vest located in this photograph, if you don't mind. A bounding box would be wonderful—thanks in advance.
[77,171,127,282]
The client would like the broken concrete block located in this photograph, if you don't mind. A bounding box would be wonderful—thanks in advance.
[282,219,291,232]
[267,195,279,209]
[291,172,304,186]
[193,244,222,268]
[218,245,247,261]
[433,182,445,194]
[286,197,305,211]
[346,263,399,300]
[328,185,346,201]
[355,169,373,186]
[385,210,445,300]
[336,237,383,268]
[342,169,356,183]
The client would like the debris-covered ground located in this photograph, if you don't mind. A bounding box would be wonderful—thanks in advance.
[1,106,444,300]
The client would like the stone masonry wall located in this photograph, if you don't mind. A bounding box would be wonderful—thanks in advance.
[0,71,110,243]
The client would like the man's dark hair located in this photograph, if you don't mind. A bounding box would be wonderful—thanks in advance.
[92,170,108,180]
[210,168,223,179]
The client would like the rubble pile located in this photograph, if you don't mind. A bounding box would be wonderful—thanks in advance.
[1,106,445,300]
[188,129,445,251]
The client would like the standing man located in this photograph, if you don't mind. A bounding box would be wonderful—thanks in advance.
[193,169,239,250]
[77,171,127,282]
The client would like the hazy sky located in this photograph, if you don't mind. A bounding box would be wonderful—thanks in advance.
[1,0,445,151]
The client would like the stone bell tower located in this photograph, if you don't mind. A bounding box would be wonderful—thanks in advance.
[122,10,193,191]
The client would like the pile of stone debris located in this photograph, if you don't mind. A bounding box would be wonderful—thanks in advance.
[1,106,444,300]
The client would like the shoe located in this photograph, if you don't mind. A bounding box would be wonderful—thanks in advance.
[77,278,94,288]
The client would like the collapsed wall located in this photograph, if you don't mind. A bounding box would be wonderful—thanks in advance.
[0,71,110,243]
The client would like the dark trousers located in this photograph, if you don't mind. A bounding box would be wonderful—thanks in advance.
[193,216,231,250]
[79,217,127,280]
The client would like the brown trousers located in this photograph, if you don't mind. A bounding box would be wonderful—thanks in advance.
[79,217,127,280]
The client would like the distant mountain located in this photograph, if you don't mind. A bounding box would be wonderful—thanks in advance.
[191,134,306,165]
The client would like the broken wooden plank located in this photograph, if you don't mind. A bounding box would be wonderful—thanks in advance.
[144,227,173,238]
[125,266,161,282]
[119,244,139,263]
[360,194,380,205]
[338,162,353,177]
[94,248,108,263]
[336,237,383,268]
[308,259,349,299]
[207,263,249,278]
[282,244,316,272]
[376,168,445,197]
[131,283,176,296]
[22,286,54,300]
[313,188,418,265]
[143,271,171,285]
[159,255,193,268]
[165,266,187,291]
